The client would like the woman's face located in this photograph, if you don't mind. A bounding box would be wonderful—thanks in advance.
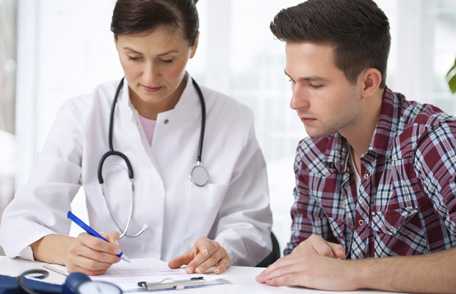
[115,25,197,106]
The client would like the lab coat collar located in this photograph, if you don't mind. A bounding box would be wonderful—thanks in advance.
[157,74,201,124]
[118,74,201,125]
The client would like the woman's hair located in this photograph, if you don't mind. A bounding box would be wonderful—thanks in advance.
[270,0,390,88]
[111,0,199,45]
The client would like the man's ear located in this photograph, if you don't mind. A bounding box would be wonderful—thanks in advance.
[360,68,383,97]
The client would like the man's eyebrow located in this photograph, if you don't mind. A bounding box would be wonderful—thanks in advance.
[284,70,328,82]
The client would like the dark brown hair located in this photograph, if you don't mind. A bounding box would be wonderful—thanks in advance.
[270,0,390,87]
[111,0,199,45]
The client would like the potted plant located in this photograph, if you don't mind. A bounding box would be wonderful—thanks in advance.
[447,58,456,94]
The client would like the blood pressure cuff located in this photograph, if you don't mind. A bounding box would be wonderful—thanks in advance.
[0,274,62,294]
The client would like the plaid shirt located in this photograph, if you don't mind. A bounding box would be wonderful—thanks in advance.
[285,88,456,259]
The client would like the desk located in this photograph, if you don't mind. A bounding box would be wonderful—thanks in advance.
[0,257,399,294]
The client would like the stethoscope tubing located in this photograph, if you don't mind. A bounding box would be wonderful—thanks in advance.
[96,76,208,238]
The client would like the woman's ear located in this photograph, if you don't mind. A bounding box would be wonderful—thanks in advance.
[189,32,199,58]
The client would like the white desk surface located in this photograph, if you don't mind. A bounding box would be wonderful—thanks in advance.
[0,257,400,294]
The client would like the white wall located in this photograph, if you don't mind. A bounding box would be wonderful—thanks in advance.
[12,0,456,250]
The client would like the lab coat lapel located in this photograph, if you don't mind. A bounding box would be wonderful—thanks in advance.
[115,80,165,258]
[151,76,201,189]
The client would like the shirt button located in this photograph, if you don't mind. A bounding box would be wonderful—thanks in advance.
[363,173,369,180]
[164,119,169,124]
[358,219,364,226]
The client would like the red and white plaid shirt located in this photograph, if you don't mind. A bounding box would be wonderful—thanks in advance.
[285,88,456,259]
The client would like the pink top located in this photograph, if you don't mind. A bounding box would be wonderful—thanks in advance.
[138,115,156,144]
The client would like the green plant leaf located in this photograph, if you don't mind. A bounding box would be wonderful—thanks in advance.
[447,58,456,94]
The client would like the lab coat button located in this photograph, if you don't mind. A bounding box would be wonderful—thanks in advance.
[164,119,169,124]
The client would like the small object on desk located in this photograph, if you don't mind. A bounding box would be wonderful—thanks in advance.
[137,277,230,291]
[67,211,131,263]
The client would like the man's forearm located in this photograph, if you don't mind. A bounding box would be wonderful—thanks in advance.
[354,248,456,293]
[31,234,75,265]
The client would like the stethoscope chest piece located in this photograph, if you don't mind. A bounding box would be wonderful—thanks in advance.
[190,161,210,187]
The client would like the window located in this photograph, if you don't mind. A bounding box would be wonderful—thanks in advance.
[0,0,16,133]
[0,0,17,254]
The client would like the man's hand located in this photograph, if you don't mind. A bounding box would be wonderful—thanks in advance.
[291,234,345,259]
[256,250,359,291]
[256,234,355,291]
[168,237,230,274]
[65,232,121,276]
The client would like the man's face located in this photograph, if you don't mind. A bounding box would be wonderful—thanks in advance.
[285,42,363,138]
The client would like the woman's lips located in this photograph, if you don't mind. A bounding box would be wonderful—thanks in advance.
[142,84,162,93]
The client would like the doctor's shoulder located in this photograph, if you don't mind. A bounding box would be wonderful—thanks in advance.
[57,81,118,121]
[201,85,255,128]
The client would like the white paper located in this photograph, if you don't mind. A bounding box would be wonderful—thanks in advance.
[43,258,228,291]
[85,258,213,290]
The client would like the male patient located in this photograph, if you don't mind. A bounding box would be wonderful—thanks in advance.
[257,0,456,292]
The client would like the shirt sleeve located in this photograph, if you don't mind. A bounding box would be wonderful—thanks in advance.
[284,140,333,255]
[213,111,273,266]
[0,100,83,258]
[414,121,456,236]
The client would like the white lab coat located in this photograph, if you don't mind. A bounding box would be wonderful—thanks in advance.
[0,76,272,265]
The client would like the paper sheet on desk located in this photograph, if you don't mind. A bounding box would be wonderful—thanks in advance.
[46,258,215,291]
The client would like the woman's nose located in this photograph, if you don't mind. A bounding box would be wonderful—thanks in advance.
[142,62,160,84]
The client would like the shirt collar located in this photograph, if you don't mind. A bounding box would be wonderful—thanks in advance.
[367,87,401,158]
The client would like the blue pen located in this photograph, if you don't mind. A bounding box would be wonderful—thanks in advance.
[67,211,130,262]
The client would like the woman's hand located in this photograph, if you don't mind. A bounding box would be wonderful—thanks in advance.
[168,237,231,274]
[65,232,121,276]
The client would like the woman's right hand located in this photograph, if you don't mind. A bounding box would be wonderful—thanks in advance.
[65,232,121,275]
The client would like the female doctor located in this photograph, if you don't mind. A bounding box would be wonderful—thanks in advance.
[0,0,272,275]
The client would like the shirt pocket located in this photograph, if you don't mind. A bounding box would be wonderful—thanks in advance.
[372,207,418,235]
[371,207,429,255]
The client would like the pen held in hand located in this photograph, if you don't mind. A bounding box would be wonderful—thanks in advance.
[66,211,130,262]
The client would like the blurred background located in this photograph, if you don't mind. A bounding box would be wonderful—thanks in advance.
[1,0,455,255]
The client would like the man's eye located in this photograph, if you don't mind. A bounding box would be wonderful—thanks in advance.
[310,84,323,89]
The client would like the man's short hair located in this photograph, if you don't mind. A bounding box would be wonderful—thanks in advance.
[270,0,391,88]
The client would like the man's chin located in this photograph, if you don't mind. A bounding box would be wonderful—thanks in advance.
[305,127,334,138]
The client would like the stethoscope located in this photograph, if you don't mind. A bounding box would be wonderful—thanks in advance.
[97,77,210,238]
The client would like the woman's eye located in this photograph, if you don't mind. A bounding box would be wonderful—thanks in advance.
[160,59,175,64]
[127,56,142,61]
